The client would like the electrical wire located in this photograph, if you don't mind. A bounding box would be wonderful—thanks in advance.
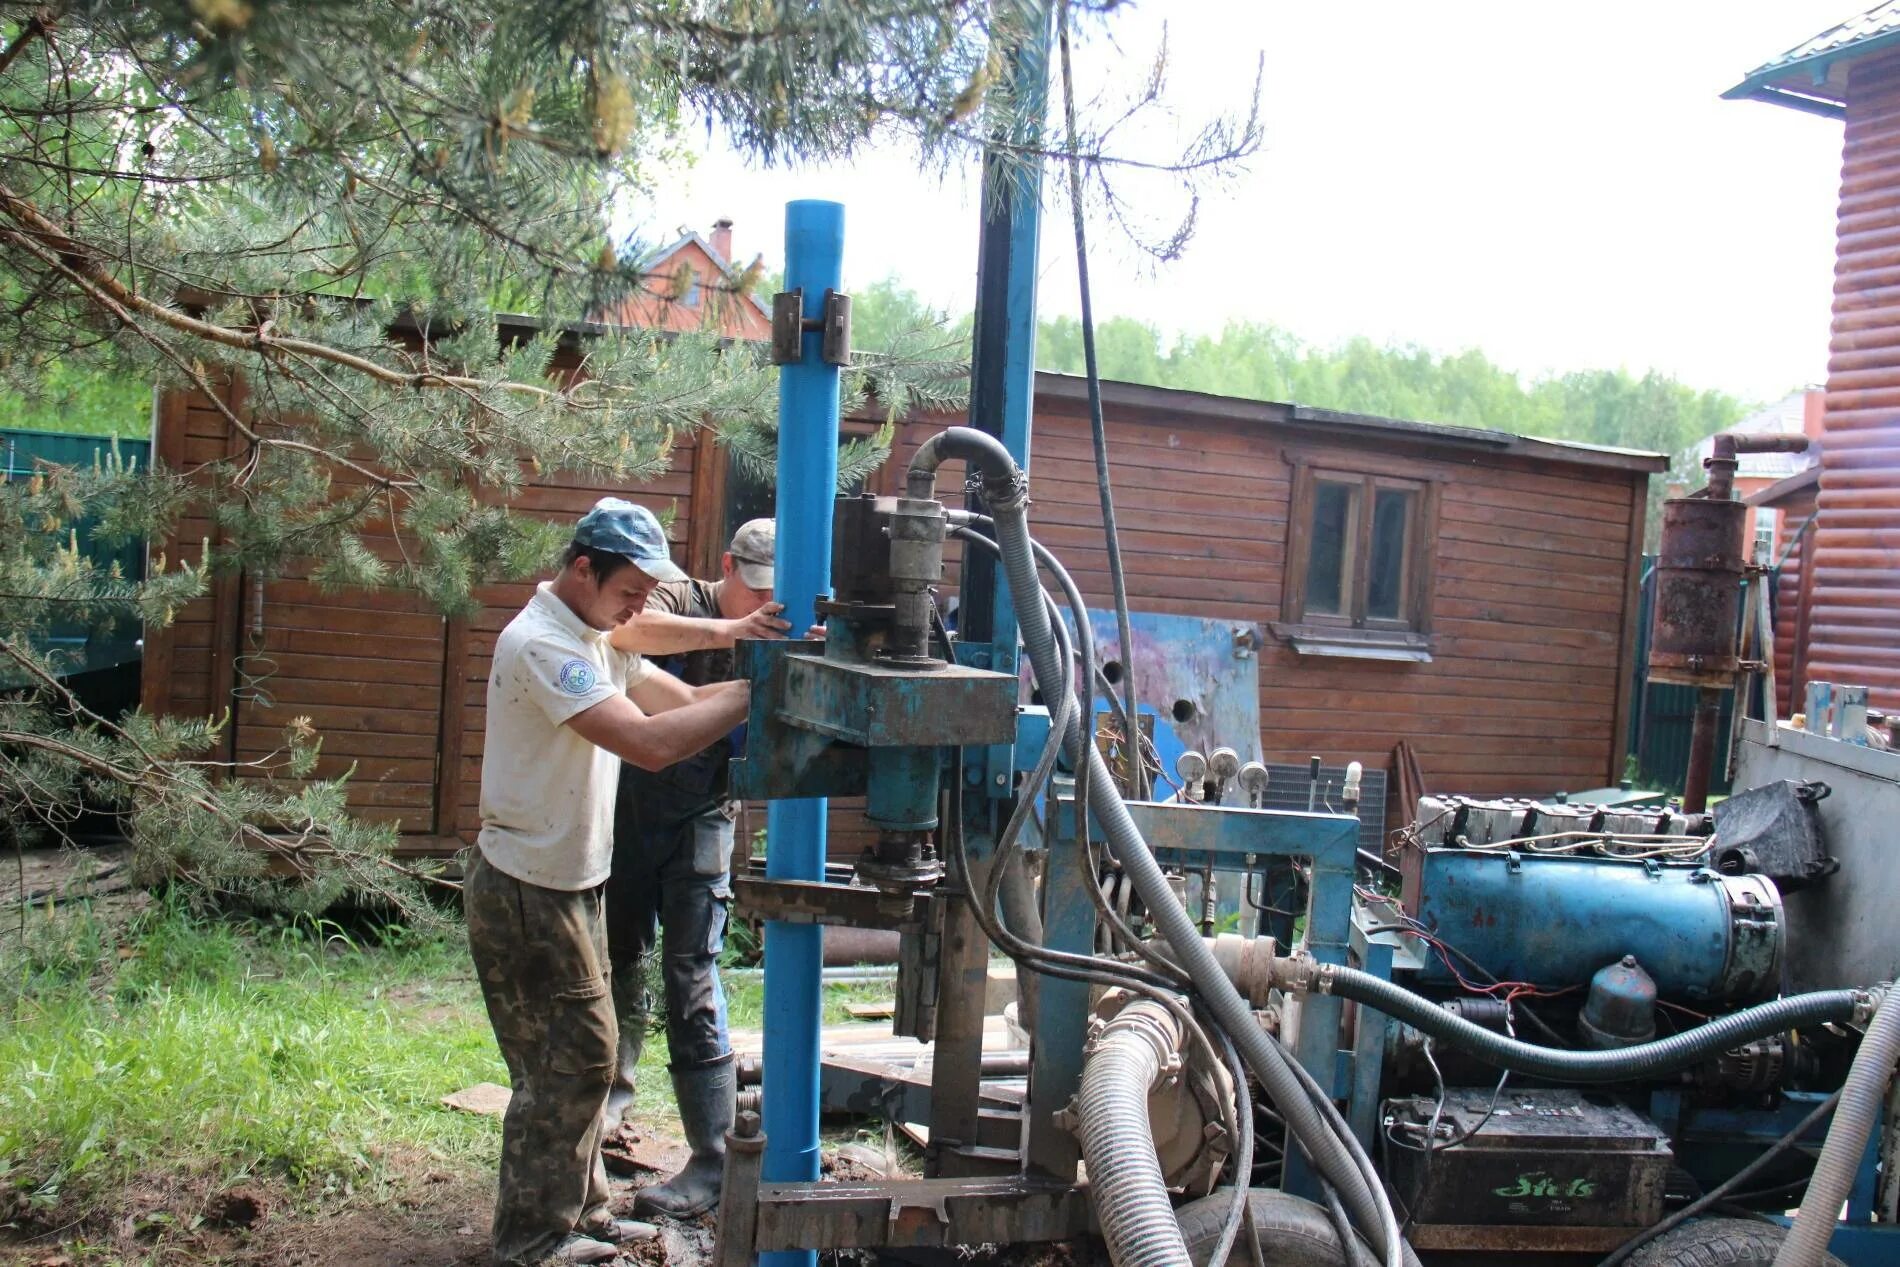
[1360,906,1579,1049]
[927,440,1406,1261]
[1207,1021,1257,1267]
[942,534,1326,1267]
[1597,1090,1842,1267]
[1384,1016,1513,1232]
[953,525,1185,985]
[1056,0,1142,797]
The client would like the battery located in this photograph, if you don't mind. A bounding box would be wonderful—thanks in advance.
[1382,1089,1672,1228]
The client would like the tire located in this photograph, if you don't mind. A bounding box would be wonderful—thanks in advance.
[1625,1216,1848,1267]
[1175,1189,1422,1267]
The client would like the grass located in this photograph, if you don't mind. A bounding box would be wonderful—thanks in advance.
[0,898,906,1231]
[0,901,506,1224]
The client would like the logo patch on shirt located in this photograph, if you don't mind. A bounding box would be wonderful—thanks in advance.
[556,658,597,696]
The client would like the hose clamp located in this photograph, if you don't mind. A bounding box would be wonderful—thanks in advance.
[983,468,1031,513]
[1315,962,1339,995]
[1855,984,1891,1026]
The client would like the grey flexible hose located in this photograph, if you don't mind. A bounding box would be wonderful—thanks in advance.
[908,428,1405,1267]
[1325,966,1864,1083]
[1079,999,1194,1267]
[1774,995,1900,1266]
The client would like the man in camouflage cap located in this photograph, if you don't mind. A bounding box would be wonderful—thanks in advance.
[466,498,752,1266]
[601,518,788,1219]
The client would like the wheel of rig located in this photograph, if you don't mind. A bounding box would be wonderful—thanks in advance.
[1176,1188,1422,1267]
[1624,1216,1848,1267]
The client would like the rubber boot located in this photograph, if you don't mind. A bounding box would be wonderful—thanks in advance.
[601,1010,645,1130]
[634,1056,735,1219]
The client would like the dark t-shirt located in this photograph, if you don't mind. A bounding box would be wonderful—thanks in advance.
[646,578,733,688]
[621,577,738,816]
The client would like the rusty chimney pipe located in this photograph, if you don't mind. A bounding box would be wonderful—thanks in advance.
[1652,431,1812,812]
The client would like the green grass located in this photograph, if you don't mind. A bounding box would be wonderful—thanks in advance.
[0,900,906,1223]
[0,902,506,1220]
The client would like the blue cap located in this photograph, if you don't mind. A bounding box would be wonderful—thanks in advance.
[571,497,688,583]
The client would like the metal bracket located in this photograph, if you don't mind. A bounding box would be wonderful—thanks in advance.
[771,288,853,366]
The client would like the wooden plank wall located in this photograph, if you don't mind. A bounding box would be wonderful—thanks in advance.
[1773,488,1819,720]
[1807,52,1900,711]
[893,397,1644,798]
[147,380,1646,853]
[451,450,701,842]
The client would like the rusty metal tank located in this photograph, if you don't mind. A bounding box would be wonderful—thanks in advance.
[1649,496,1747,689]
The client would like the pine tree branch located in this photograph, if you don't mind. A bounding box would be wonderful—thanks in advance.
[0,183,570,403]
[0,9,50,80]
[0,634,450,903]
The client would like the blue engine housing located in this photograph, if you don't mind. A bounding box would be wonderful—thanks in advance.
[1410,849,1783,1004]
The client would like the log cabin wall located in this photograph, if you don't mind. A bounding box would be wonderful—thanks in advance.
[145,367,1660,855]
[1807,50,1900,711]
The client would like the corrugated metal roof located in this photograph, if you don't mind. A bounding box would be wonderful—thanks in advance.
[1753,2,1900,76]
[1036,373,1668,474]
[1725,2,1900,112]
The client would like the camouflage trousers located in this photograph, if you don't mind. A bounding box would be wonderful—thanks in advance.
[464,850,616,1266]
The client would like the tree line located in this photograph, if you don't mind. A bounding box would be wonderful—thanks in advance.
[854,277,1758,469]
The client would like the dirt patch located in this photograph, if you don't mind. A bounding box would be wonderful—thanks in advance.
[201,1187,268,1231]
[0,1161,491,1267]
[0,843,147,926]
[0,1121,718,1266]
[220,1171,493,1267]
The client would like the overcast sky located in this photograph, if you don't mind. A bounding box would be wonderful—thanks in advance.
[635,2,1860,405]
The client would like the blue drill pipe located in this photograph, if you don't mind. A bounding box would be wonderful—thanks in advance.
[760,199,843,1267]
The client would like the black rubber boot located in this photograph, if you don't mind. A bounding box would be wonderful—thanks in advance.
[634,1055,735,1219]
[601,1010,645,1130]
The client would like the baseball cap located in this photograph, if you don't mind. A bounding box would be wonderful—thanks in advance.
[728,518,776,591]
[572,498,687,583]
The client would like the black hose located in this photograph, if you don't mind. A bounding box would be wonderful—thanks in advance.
[914,428,1406,1267]
[1056,0,1142,797]
[1208,1024,1256,1267]
[1599,1090,1841,1267]
[1326,966,1863,1082]
[923,444,1413,1267]
[953,524,1185,986]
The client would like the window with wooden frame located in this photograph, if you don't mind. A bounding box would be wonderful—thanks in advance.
[1274,460,1439,661]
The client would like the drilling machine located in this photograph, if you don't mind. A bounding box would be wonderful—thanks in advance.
[709,14,1900,1264]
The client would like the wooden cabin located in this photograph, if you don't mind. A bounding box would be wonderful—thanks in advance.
[141,343,1663,856]
[1728,7,1900,712]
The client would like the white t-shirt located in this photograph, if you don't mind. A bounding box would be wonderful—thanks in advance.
[477,582,653,890]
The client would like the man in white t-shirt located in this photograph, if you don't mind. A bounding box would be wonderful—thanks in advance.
[466,497,750,1267]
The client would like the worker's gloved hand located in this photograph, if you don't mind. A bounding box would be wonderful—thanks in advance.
[724,602,790,642]
[804,624,826,640]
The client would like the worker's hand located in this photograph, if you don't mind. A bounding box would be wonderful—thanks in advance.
[724,602,790,642]
[804,624,827,640]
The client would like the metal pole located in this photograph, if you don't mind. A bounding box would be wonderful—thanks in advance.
[930,1,1055,1180]
[1682,686,1723,815]
[760,199,843,1267]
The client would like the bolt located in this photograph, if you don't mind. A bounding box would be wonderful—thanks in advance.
[994,773,1007,787]
[965,766,983,786]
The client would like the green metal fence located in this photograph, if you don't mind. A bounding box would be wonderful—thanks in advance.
[1624,555,1738,796]
[3,427,152,684]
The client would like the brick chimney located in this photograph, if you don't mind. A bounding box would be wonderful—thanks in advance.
[710,217,734,262]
